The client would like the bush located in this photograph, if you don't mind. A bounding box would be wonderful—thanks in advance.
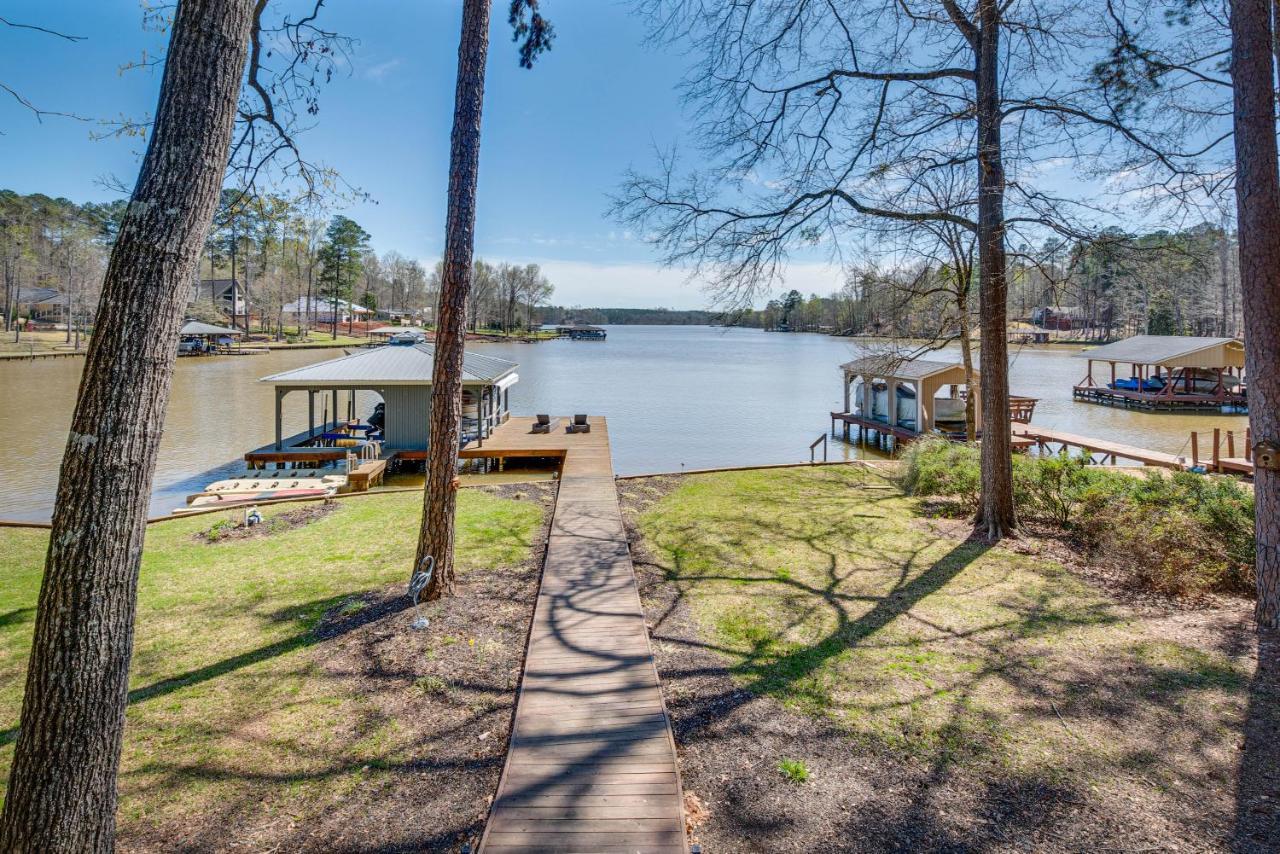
[900,438,982,512]
[901,439,1255,597]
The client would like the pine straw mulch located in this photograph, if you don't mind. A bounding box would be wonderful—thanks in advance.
[120,481,556,854]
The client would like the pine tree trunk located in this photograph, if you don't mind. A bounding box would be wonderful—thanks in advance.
[974,2,1016,539]
[0,3,255,850]
[1230,0,1280,628]
[415,0,492,599]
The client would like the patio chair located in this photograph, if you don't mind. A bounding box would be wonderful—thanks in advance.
[530,414,559,434]
[566,414,591,434]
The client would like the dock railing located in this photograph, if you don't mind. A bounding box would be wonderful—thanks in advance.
[810,433,828,463]
[1189,427,1252,474]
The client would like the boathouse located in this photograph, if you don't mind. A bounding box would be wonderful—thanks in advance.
[834,356,979,441]
[1073,335,1246,412]
[259,344,518,454]
[178,320,243,355]
[556,324,607,340]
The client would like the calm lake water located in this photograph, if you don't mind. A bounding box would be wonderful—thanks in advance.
[0,325,1249,521]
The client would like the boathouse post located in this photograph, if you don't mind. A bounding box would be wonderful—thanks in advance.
[331,389,339,430]
[275,388,286,451]
[842,369,851,414]
[307,391,315,438]
[887,379,898,429]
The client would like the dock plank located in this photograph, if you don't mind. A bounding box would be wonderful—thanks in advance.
[477,417,687,853]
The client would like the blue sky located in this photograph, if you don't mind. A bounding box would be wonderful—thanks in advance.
[0,0,842,309]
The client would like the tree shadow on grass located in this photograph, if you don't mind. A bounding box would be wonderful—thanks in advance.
[1233,627,1280,853]
[628,469,1262,849]
[0,591,408,749]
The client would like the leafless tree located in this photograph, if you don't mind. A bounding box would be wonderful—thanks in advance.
[615,0,1202,539]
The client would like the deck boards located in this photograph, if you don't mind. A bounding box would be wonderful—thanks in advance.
[476,417,687,853]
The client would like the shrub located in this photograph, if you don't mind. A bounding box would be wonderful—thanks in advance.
[901,439,1255,597]
[901,438,982,511]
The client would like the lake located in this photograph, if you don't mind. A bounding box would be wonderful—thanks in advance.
[0,325,1249,521]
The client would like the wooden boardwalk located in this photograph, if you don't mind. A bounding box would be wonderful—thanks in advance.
[474,417,687,853]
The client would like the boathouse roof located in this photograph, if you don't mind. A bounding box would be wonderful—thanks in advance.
[841,355,967,382]
[260,343,518,387]
[180,320,242,336]
[1075,335,1245,369]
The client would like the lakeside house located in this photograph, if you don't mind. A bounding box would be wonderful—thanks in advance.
[1074,334,1247,412]
[190,278,246,324]
[258,343,518,458]
[282,296,374,327]
[15,287,70,326]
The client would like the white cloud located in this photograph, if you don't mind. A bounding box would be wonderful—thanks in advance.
[363,58,402,82]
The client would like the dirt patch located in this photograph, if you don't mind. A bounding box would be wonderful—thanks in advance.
[123,485,556,853]
[194,501,338,543]
[620,473,1267,853]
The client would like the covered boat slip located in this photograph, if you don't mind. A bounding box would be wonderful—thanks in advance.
[1074,335,1247,412]
[254,343,519,466]
[838,356,979,437]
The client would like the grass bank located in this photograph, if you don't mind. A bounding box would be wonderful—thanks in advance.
[622,465,1267,851]
[0,486,552,851]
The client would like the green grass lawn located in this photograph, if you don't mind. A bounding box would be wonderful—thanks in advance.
[0,490,544,836]
[632,466,1249,809]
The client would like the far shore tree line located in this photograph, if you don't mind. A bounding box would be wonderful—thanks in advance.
[1,187,558,341]
[735,223,1242,342]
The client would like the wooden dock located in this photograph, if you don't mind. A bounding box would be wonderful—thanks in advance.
[472,417,688,853]
[1013,422,1188,468]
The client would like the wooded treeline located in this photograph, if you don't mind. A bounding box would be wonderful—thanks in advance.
[0,188,558,339]
[734,223,1240,342]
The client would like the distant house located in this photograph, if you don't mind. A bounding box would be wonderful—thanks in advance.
[15,287,70,325]
[190,278,246,320]
[282,296,373,326]
[376,306,428,323]
[1031,305,1086,331]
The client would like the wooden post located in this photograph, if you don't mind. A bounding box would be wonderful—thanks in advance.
[307,391,315,438]
[275,388,285,451]
[1228,430,1236,458]
[1213,427,1221,472]
[1191,431,1199,468]
[1247,428,1253,462]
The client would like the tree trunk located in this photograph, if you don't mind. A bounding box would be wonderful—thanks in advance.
[415,0,492,599]
[0,3,254,850]
[1231,0,1280,628]
[974,2,1016,539]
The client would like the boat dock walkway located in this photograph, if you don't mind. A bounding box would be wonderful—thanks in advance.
[1013,422,1189,469]
[1015,422,1255,475]
[468,417,688,853]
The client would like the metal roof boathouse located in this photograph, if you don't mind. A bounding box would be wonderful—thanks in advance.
[259,343,519,455]
[1074,335,1247,412]
[832,354,1039,451]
